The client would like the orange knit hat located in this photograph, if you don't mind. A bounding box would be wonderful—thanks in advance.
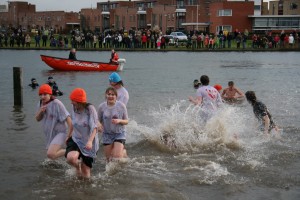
[70,88,87,103]
[39,84,52,95]
[214,84,222,92]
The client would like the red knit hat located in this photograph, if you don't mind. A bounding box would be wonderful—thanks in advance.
[39,84,52,95]
[214,84,222,92]
[70,88,87,103]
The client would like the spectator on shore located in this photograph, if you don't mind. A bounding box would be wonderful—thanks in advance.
[25,34,31,47]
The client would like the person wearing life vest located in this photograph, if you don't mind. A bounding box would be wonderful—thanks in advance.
[110,49,119,64]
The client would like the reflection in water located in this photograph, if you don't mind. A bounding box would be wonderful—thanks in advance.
[9,105,28,131]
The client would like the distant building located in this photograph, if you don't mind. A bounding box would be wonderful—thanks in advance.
[0,0,299,34]
[0,1,79,34]
[269,0,300,15]
[0,4,8,12]
[250,0,300,32]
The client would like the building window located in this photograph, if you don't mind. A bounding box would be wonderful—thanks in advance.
[137,3,145,11]
[177,0,184,9]
[102,5,108,11]
[177,12,186,17]
[47,17,51,21]
[57,16,61,21]
[217,25,232,33]
[188,0,197,5]
[147,2,154,8]
[38,16,42,21]
[254,18,268,27]
[254,5,261,11]
[290,3,298,10]
[218,9,232,16]
[110,3,117,9]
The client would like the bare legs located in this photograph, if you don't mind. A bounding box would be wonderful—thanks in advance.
[66,151,90,178]
[47,144,66,160]
[104,142,127,162]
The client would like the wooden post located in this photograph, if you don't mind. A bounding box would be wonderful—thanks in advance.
[13,67,23,106]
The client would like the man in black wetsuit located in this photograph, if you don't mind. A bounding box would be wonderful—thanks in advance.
[29,78,39,89]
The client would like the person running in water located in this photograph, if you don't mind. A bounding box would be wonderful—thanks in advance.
[35,84,72,160]
[189,75,223,123]
[245,91,279,136]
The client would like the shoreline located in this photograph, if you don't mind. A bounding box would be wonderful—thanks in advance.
[1,47,300,52]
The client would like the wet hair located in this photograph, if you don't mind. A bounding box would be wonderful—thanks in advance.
[228,81,234,86]
[73,102,92,113]
[105,87,118,97]
[193,79,201,89]
[245,91,257,105]
[200,75,209,86]
[118,80,124,86]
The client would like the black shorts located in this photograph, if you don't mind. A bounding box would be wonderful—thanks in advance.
[103,139,126,146]
[65,137,94,168]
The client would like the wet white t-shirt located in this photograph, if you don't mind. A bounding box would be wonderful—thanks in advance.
[36,99,70,148]
[196,85,223,111]
[71,104,99,158]
[97,101,128,134]
[117,87,129,106]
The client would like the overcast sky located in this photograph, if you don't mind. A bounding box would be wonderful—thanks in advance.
[2,0,270,12]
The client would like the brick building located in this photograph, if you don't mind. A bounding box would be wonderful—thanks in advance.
[0,1,79,34]
[0,0,262,34]
[268,0,300,15]
[210,1,254,33]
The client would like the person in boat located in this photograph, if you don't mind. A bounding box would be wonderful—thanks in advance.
[109,72,129,106]
[29,78,39,89]
[65,88,99,178]
[68,48,77,60]
[245,91,279,136]
[189,75,223,123]
[221,81,244,103]
[35,84,72,160]
[109,49,119,64]
[97,87,128,163]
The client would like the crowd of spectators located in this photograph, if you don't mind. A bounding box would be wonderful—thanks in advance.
[0,27,299,50]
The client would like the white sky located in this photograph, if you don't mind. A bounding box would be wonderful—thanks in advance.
[2,0,271,12]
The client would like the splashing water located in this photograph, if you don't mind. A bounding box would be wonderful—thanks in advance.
[133,100,250,153]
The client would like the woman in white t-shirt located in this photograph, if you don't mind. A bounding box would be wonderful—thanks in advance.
[35,84,72,160]
[108,72,129,106]
[98,87,129,162]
